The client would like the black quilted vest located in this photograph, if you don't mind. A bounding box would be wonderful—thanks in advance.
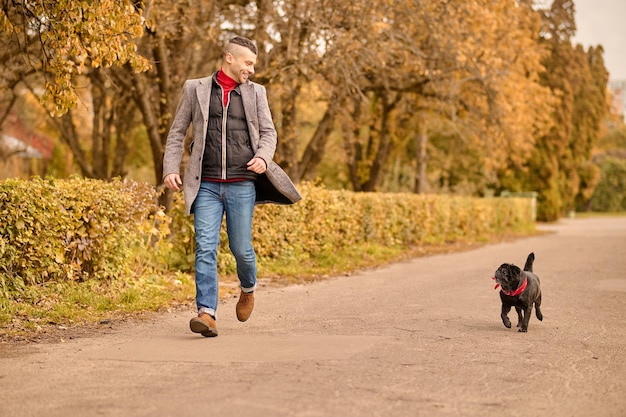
[202,77,256,181]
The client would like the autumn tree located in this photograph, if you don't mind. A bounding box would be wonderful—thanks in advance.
[570,45,608,210]
[590,125,626,211]
[107,0,226,207]
[501,0,609,220]
[301,0,554,194]
[0,0,148,117]
[1,0,610,220]
[404,0,554,196]
[2,1,246,206]
[0,0,150,180]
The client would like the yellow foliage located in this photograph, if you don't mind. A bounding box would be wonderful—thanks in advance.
[2,0,150,116]
[0,179,534,295]
[164,182,536,270]
[0,177,157,287]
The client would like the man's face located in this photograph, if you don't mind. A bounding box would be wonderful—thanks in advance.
[224,44,257,84]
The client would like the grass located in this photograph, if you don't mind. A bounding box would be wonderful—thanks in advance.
[573,211,626,218]
[0,273,195,340]
[259,242,408,281]
[256,234,521,286]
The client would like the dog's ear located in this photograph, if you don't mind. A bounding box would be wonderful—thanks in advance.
[509,264,521,277]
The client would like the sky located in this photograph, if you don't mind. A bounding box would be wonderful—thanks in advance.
[571,0,626,81]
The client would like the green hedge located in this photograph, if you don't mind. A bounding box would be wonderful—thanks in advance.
[0,177,157,291]
[165,182,536,272]
[590,157,626,212]
[1,178,535,292]
[252,183,534,260]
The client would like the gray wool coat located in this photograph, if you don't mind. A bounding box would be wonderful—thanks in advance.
[162,75,302,215]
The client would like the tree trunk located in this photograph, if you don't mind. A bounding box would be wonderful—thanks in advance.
[345,98,363,191]
[298,102,336,181]
[363,97,394,191]
[130,69,164,186]
[57,114,92,178]
[414,121,428,194]
[277,82,301,178]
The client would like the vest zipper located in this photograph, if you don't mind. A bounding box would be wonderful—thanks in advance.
[221,90,230,180]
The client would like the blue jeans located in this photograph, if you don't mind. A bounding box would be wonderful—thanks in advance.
[192,181,257,318]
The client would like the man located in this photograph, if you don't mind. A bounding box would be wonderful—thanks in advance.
[163,36,300,337]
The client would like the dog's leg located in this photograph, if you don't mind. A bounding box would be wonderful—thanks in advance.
[515,306,523,328]
[519,306,533,332]
[535,291,543,321]
[501,304,512,328]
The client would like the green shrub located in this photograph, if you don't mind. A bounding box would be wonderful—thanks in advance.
[590,157,626,212]
[162,182,536,272]
[1,178,535,293]
[0,177,157,290]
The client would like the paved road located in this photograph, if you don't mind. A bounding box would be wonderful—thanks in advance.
[1,217,625,417]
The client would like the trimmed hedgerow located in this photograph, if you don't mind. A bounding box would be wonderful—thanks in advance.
[0,177,157,290]
[0,178,535,294]
[162,182,536,272]
[251,183,534,262]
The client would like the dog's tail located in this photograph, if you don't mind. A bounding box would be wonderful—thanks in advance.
[523,252,535,272]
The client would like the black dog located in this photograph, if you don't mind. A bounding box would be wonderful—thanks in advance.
[493,252,543,332]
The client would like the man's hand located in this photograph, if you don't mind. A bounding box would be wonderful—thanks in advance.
[247,157,267,174]
[164,173,183,191]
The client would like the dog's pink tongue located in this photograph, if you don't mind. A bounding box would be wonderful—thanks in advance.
[492,277,500,290]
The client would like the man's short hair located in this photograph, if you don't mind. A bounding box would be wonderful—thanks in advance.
[226,36,258,56]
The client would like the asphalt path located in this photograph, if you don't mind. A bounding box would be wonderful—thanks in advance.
[1,217,625,417]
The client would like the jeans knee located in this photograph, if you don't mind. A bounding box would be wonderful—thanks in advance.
[230,245,255,262]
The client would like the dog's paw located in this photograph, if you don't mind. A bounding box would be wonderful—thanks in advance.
[503,321,512,329]
[518,328,528,333]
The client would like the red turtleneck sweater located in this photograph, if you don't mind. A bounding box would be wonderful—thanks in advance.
[216,69,238,106]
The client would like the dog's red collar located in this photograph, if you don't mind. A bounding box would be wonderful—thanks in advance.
[492,276,528,296]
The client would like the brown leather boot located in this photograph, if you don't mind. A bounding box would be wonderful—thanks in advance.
[189,313,218,337]
[236,291,254,322]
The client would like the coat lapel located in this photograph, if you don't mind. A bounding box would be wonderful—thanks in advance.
[240,83,256,124]
[196,77,212,120]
